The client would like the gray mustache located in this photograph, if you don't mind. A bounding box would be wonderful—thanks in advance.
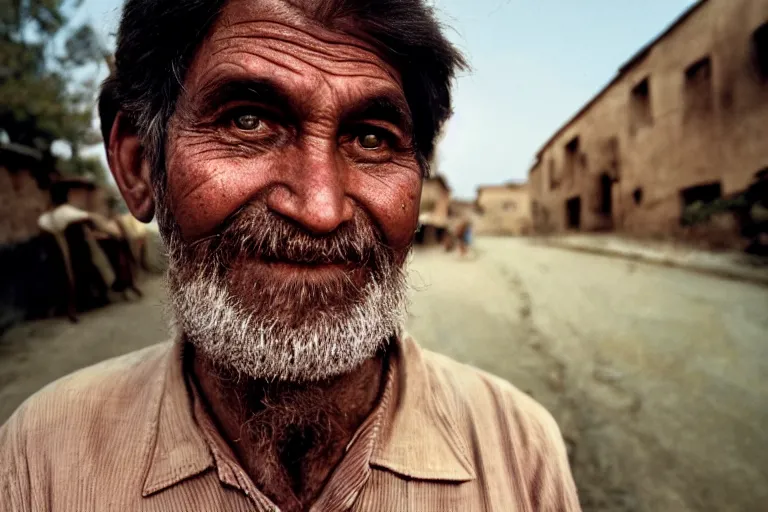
[194,203,391,268]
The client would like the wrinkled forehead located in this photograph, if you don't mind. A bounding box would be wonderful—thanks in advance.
[181,0,405,104]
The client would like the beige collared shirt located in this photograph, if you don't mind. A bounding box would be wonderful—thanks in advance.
[1,336,580,511]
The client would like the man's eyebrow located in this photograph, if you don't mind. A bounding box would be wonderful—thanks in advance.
[192,78,295,117]
[342,94,414,136]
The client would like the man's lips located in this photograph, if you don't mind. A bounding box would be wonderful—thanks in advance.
[231,255,364,280]
[265,260,355,271]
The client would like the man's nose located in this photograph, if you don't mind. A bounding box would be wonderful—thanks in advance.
[266,146,354,234]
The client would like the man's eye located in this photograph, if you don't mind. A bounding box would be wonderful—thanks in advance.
[358,132,383,150]
[233,114,262,131]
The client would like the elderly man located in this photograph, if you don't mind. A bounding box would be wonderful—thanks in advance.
[0,0,580,510]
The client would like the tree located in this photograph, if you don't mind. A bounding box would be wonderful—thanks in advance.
[57,154,106,182]
[0,0,107,179]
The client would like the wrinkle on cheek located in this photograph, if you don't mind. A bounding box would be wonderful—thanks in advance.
[166,133,225,205]
[349,165,421,250]
[166,138,284,241]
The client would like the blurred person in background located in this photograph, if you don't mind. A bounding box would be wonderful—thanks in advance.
[456,216,474,258]
[1,0,580,511]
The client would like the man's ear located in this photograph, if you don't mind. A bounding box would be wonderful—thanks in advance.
[107,112,155,222]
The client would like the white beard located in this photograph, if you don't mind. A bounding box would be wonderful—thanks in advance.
[166,261,409,382]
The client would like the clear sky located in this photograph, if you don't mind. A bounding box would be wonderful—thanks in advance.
[75,0,696,199]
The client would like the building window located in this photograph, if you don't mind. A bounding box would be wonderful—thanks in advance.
[684,56,713,121]
[502,200,517,211]
[421,199,436,212]
[632,187,643,205]
[629,77,652,134]
[753,22,768,79]
[564,136,581,177]
[598,173,613,216]
[602,136,621,180]
[566,196,581,229]
[565,136,580,156]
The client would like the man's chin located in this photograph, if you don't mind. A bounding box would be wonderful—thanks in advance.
[168,266,407,382]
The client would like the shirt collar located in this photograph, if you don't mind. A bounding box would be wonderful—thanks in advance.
[141,334,475,498]
[370,334,476,482]
[141,341,214,497]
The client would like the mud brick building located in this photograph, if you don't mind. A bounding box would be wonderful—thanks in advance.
[474,183,532,236]
[416,175,451,244]
[0,143,52,246]
[528,0,768,246]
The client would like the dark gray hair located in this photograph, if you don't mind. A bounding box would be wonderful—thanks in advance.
[99,0,466,182]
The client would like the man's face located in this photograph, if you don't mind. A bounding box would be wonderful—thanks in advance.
[158,0,420,381]
[166,0,421,248]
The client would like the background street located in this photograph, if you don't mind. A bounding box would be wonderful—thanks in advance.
[2,237,767,512]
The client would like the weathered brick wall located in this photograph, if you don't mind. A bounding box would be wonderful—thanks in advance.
[419,179,451,227]
[529,0,768,245]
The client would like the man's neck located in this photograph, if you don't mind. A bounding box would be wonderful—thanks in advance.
[191,347,387,512]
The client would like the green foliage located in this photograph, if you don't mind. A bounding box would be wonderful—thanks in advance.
[57,154,106,182]
[680,195,748,227]
[0,0,105,179]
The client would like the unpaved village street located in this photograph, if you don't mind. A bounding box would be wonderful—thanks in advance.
[2,237,767,512]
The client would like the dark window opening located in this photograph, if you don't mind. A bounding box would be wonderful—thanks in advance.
[564,136,582,177]
[753,22,768,79]
[566,196,581,229]
[632,187,643,205]
[680,182,722,226]
[565,137,580,155]
[602,136,621,179]
[684,56,713,120]
[629,77,652,134]
[598,173,613,216]
[421,199,436,212]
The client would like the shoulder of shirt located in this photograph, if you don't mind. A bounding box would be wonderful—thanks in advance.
[418,346,566,456]
[1,342,172,439]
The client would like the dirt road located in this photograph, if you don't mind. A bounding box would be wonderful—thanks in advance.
[2,237,767,511]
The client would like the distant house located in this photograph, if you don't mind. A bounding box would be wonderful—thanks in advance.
[416,175,451,244]
[448,199,477,219]
[474,183,532,236]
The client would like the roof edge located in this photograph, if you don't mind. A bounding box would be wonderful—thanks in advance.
[531,0,709,164]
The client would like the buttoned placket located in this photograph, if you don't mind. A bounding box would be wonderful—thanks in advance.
[188,352,396,512]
